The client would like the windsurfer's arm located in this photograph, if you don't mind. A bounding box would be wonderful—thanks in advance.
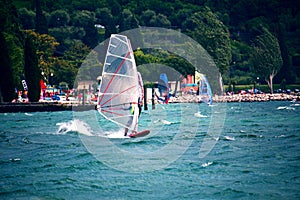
[155,92,164,102]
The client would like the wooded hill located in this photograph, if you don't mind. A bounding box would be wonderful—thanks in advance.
[0,0,299,101]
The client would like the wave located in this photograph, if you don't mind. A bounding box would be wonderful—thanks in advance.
[104,130,130,139]
[56,120,78,134]
[291,103,300,107]
[223,136,235,141]
[194,112,208,118]
[277,106,295,110]
[201,161,213,167]
[153,119,177,125]
[56,119,150,139]
[56,119,94,136]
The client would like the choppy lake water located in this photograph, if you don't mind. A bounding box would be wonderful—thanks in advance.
[0,101,299,199]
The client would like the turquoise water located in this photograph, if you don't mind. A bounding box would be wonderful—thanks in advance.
[0,101,300,199]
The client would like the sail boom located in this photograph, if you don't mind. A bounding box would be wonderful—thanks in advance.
[106,52,134,62]
[103,72,136,78]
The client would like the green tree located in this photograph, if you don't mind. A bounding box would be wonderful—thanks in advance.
[95,8,117,39]
[0,0,24,98]
[183,7,231,74]
[52,58,77,88]
[76,49,102,85]
[275,22,294,84]
[48,9,70,28]
[140,10,171,27]
[162,55,194,77]
[63,40,90,69]
[35,0,48,34]
[140,10,156,26]
[170,8,193,28]
[48,26,85,52]
[251,28,283,93]
[59,40,91,88]
[18,8,35,29]
[72,10,98,47]
[4,32,24,90]
[149,13,171,27]
[0,32,15,102]
[109,0,121,23]
[24,33,41,102]
[119,9,139,32]
[25,30,59,81]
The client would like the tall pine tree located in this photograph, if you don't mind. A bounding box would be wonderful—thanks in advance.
[0,0,23,102]
[0,32,15,102]
[35,0,48,34]
[24,33,40,102]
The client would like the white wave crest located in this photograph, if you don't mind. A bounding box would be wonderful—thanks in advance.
[277,106,295,110]
[201,161,213,167]
[56,119,94,136]
[224,136,235,141]
[194,112,207,118]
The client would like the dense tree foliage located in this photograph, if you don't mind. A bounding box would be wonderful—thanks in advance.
[0,0,297,102]
[0,32,15,102]
[48,10,70,28]
[34,0,48,34]
[183,6,231,75]
[95,7,117,39]
[0,0,24,102]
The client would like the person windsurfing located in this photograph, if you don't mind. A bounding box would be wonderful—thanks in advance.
[124,102,136,136]
[124,72,144,136]
[155,92,169,104]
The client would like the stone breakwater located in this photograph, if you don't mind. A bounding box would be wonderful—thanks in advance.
[166,93,300,103]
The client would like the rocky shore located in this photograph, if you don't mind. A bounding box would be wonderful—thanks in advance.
[167,93,300,103]
[1,93,299,113]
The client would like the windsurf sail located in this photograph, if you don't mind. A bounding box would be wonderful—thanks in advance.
[156,73,170,104]
[158,73,169,96]
[97,34,140,132]
[197,73,213,105]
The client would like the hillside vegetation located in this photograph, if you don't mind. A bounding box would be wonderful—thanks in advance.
[0,0,299,101]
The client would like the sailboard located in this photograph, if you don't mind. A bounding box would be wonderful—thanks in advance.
[129,130,150,138]
[97,34,141,134]
[197,73,213,105]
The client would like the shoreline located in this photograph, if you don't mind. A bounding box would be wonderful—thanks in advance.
[167,93,300,103]
[1,93,299,113]
[0,102,96,113]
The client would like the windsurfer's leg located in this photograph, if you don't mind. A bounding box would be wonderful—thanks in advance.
[125,117,133,136]
[138,104,142,117]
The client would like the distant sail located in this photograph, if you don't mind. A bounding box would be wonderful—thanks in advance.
[97,34,140,131]
[197,74,213,105]
[158,73,169,96]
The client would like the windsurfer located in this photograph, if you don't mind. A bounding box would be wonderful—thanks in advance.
[124,102,136,136]
[137,97,143,116]
[155,92,169,104]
